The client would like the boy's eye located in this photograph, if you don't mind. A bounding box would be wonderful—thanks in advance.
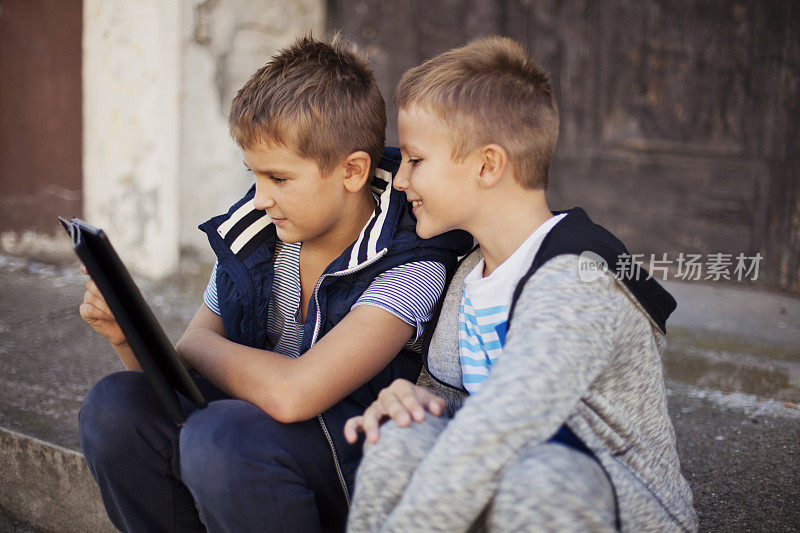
[269,175,286,184]
[407,158,422,166]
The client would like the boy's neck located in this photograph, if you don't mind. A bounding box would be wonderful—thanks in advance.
[470,189,553,278]
[301,189,376,265]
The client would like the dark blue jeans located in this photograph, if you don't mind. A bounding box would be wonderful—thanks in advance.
[79,371,349,533]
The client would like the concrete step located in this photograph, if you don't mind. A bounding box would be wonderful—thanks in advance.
[0,428,113,533]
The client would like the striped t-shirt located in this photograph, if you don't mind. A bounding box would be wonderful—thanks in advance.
[459,214,566,393]
[204,241,446,358]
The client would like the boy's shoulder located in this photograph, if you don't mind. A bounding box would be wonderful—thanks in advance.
[444,209,675,335]
[507,207,676,334]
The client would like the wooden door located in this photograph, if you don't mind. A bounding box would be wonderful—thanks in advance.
[329,0,799,291]
[0,0,83,239]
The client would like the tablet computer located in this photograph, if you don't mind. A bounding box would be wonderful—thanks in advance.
[59,217,207,425]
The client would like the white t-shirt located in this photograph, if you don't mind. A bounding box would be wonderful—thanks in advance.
[204,241,446,358]
[459,214,567,393]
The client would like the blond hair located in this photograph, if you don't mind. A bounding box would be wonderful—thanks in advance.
[395,36,559,189]
[229,34,386,175]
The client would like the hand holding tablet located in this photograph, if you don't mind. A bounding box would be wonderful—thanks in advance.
[59,217,206,425]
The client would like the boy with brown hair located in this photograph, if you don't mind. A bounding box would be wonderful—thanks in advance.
[78,35,471,532]
[345,36,697,532]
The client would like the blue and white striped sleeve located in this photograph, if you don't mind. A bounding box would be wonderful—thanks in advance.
[203,262,221,316]
[352,261,447,340]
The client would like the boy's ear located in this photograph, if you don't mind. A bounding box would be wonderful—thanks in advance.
[341,151,372,193]
[476,144,509,189]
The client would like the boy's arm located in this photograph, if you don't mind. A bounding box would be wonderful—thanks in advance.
[80,265,227,371]
[380,255,625,532]
[81,270,415,412]
[176,304,414,423]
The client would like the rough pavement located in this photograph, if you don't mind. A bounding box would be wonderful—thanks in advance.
[0,254,798,532]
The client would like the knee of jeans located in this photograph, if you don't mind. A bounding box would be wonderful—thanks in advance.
[79,371,156,459]
[179,400,269,493]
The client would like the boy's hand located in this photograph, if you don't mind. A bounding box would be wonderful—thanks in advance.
[343,378,446,445]
[78,264,128,347]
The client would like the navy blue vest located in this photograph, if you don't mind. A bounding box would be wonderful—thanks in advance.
[199,148,473,501]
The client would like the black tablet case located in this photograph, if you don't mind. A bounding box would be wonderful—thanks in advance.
[59,217,206,424]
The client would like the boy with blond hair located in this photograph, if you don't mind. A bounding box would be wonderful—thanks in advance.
[345,36,697,532]
[78,35,471,532]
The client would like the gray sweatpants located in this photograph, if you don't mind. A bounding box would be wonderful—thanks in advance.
[348,416,617,532]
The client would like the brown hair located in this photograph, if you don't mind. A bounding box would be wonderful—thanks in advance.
[229,33,386,175]
[394,36,558,189]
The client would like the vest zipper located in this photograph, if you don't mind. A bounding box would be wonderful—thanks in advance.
[309,248,389,510]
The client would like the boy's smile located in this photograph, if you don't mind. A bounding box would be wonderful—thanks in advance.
[395,105,480,239]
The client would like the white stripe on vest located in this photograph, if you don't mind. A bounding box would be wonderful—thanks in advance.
[218,199,259,238]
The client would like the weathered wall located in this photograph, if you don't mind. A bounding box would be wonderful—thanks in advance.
[179,0,325,259]
[83,0,182,278]
[82,0,324,276]
[329,0,800,291]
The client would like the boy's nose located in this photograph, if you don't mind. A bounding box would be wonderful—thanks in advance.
[393,166,409,191]
[254,185,276,210]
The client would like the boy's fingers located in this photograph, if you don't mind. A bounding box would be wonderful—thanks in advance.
[80,302,111,323]
[378,385,413,423]
[404,386,445,417]
[421,393,446,416]
[381,393,413,426]
[386,379,424,419]
[83,289,97,305]
[80,298,100,318]
[85,278,102,297]
[82,290,112,318]
[343,416,364,444]
[361,404,382,429]
[79,302,99,321]
[80,304,115,331]
[84,282,113,316]
[395,388,426,422]
[361,404,386,444]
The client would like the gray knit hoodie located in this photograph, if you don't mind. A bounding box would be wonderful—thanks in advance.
[379,247,697,532]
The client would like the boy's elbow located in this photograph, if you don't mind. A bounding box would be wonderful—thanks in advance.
[270,404,316,424]
[253,387,317,424]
